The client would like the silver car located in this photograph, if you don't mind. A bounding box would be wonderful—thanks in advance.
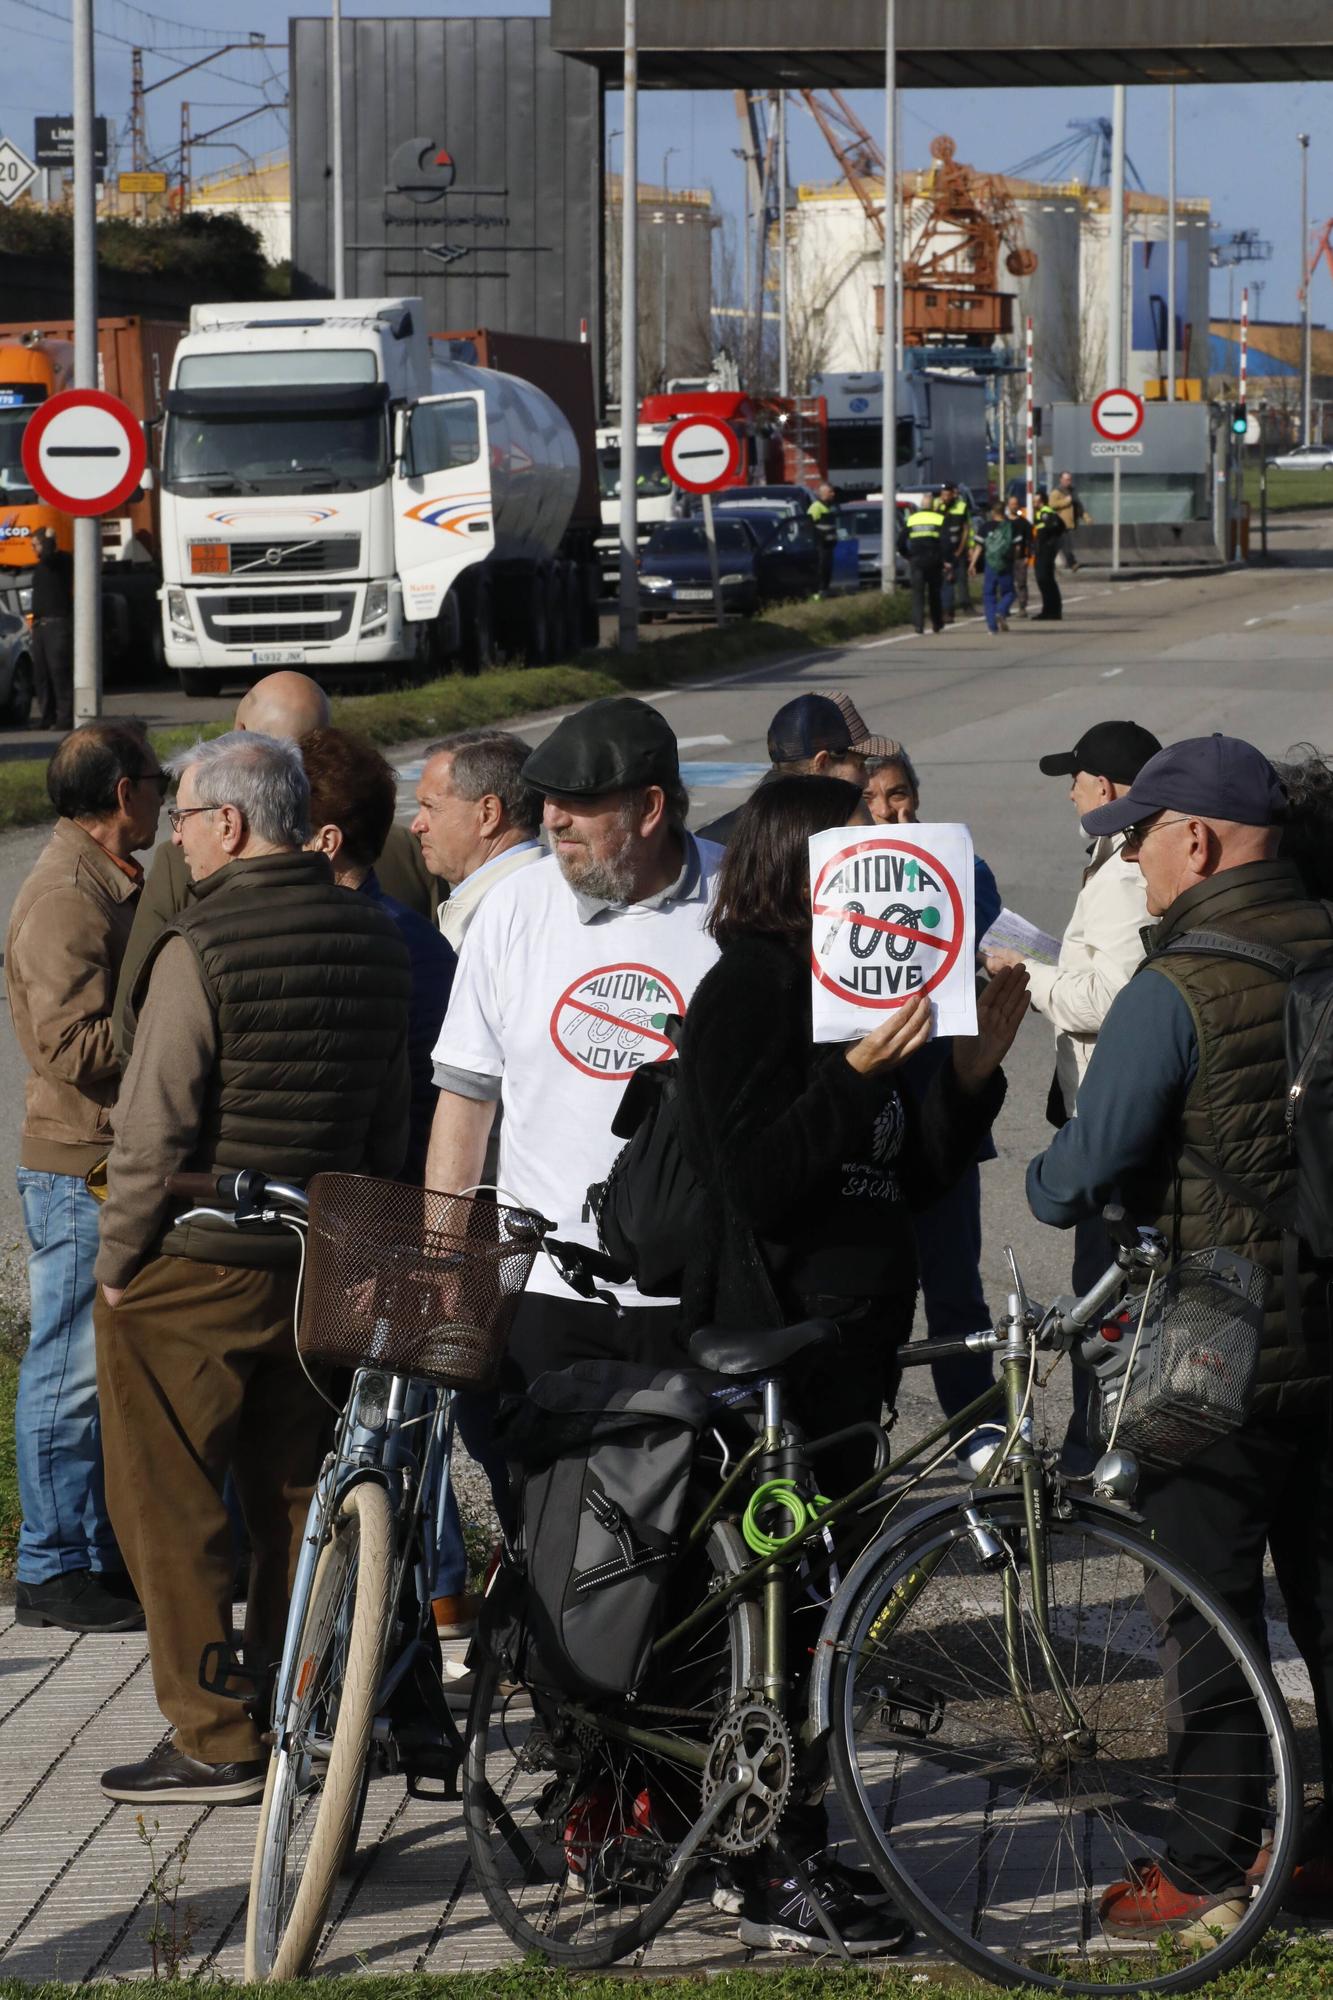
[1267,442,1333,472]
[0,604,33,724]
[841,501,910,588]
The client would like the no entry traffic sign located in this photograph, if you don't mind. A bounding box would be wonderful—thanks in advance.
[21,388,147,516]
[1091,388,1145,442]
[807,826,978,1039]
[661,415,740,495]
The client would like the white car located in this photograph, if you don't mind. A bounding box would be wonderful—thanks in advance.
[1267,442,1333,472]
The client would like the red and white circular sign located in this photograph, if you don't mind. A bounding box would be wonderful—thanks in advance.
[548,963,685,1079]
[810,837,965,1010]
[21,388,147,516]
[1091,388,1145,442]
[661,416,740,495]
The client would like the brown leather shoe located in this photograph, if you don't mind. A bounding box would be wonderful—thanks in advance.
[433,1590,479,1639]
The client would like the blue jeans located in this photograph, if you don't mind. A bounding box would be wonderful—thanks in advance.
[432,1390,514,1598]
[15,1169,120,1583]
[982,566,1016,633]
[909,1164,996,1434]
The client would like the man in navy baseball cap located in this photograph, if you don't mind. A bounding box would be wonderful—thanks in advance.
[1082,732,1287,841]
[1027,728,1333,1943]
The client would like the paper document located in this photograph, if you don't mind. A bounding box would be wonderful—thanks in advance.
[980,907,1061,967]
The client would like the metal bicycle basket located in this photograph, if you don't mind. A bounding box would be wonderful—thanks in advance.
[1091,1247,1268,1468]
[297,1173,546,1389]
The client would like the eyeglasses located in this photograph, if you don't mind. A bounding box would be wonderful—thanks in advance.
[1123,814,1192,849]
[130,771,170,796]
[166,803,224,832]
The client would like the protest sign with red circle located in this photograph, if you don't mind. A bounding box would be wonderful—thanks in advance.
[810,836,964,1010]
[549,963,685,1079]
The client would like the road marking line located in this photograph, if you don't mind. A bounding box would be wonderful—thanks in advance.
[678,734,731,749]
[1101,667,1124,678]
[1244,617,1265,627]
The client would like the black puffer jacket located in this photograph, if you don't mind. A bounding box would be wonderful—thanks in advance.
[676,932,1005,1334]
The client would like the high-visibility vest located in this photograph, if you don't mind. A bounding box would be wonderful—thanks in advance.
[906,507,945,548]
[944,497,972,547]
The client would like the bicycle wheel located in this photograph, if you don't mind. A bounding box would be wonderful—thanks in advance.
[463,1522,761,1968]
[827,1494,1299,1995]
[246,1480,394,1981]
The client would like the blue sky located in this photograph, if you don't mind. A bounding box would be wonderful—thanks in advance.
[3,0,1327,327]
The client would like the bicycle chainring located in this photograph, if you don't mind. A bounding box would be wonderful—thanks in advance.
[701,1699,793,1855]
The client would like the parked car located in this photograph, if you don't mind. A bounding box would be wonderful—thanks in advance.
[839,500,910,588]
[638,518,761,618]
[1267,442,1333,472]
[713,506,828,600]
[0,604,33,724]
[709,482,819,514]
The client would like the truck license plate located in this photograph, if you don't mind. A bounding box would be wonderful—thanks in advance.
[675,588,713,601]
[250,648,307,666]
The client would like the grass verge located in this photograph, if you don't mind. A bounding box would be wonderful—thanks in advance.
[1243,465,1333,514]
[3,1932,1333,1996]
[0,589,912,834]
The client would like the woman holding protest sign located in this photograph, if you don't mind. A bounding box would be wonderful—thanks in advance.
[676,775,1028,1469]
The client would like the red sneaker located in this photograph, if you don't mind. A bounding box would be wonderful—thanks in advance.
[1099,1859,1247,1944]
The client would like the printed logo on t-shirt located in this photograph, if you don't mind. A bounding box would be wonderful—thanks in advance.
[549,962,685,1080]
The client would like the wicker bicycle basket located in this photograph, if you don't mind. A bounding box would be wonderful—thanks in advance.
[297,1173,546,1390]
[1091,1247,1268,1469]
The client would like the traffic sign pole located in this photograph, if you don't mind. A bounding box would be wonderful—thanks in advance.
[701,492,723,627]
[1112,458,1121,576]
[73,0,101,722]
[1090,389,1144,581]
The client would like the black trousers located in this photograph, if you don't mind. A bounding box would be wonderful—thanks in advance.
[1060,1211,1116,1472]
[503,1288,683,1392]
[32,616,73,730]
[1034,547,1063,620]
[910,558,944,633]
[1141,1416,1333,1894]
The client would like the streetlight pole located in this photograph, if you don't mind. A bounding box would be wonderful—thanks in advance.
[777,91,789,396]
[617,0,639,652]
[880,0,896,594]
[1299,132,1312,446]
[660,145,677,388]
[1166,83,1176,399]
[330,0,345,298]
[72,0,101,722]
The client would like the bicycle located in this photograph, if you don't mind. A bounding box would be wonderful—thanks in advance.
[163,1166,544,1983]
[463,1211,1301,1994]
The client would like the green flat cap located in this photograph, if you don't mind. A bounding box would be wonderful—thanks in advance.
[521,696,680,798]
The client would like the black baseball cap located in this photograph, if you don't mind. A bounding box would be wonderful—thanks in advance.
[521,696,679,798]
[767,693,853,765]
[1082,733,1288,837]
[1039,721,1162,786]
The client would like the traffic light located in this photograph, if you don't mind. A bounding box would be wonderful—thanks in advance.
[1231,402,1248,436]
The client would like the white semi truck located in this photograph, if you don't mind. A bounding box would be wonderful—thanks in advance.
[593,419,680,588]
[160,298,601,694]
[812,369,989,501]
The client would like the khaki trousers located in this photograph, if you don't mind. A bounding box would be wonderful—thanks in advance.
[95,1256,329,1764]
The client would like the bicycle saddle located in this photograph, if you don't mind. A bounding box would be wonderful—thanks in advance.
[687,1317,838,1378]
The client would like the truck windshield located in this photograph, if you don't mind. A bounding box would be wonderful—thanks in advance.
[163,407,388,496]
[597,445,673,500]
[0,409,37,504]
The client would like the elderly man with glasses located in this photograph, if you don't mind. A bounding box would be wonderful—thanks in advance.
[5,723,166,1634]
[1027,734,1333,1937]
[92,729,411,1807]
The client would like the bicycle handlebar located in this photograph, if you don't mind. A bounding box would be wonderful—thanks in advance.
[163,1168,309,1217]
[165,1171,243,1203]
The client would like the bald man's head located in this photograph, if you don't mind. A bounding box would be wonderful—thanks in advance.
[235,671,331,741]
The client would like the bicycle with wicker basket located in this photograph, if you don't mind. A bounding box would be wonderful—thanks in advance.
[162,1166,544,1983]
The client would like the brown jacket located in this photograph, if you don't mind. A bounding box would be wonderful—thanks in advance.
[6,818,141,1175]
[112,821,438,1060]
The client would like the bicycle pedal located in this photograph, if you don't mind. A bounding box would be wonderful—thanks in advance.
[197,1640,261,1703]
[406,1768,460,1802]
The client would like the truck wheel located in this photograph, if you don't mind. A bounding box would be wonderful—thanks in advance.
[6,653,33,725]
[461,572,495,676]
[523,573,549,667]
[178,670,227,698]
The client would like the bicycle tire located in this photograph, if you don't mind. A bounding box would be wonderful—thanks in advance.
[245,1480,394,1981]
[462,1521,760,1968]
[827,1494,1300,1995]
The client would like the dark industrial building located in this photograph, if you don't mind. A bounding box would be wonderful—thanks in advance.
[289,15,601,349]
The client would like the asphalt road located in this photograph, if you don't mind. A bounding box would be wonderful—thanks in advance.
[2,508,1333,1338]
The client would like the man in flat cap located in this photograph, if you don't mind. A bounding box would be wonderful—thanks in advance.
[1028,734,1333,1937]
[426,696,722,1382]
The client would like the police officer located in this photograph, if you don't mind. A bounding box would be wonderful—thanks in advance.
[807,482,839,596]
[939,480,973,622]
[1032,486,1067,622]
[898,491,946,636]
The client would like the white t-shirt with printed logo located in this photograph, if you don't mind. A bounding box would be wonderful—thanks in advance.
[432,839,722,1301]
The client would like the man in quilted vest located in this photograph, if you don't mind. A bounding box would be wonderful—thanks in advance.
[1027,734,1333,1938]
[93,730,411,1806]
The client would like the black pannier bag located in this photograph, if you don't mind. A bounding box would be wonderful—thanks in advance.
[584,1030,707,1299]
[480,1360,717,1700]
